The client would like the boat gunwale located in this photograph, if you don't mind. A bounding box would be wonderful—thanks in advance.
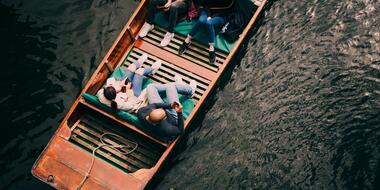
[31,0,268,188]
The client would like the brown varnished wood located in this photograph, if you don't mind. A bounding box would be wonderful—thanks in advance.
[135,39,217,81]
[31,0,268,189]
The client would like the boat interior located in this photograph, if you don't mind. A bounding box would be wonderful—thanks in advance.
[66,0,262,174]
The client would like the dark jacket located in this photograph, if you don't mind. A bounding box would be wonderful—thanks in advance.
[137,103,184,141]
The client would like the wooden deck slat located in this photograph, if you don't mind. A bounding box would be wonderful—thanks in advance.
[135,39,217,81]
[70,134,137,173]
[81,115,164,156]
[153,26,228,58]
[124,59,203,101]
[154,31,227,63]
[126,56,208,91]
[144,34,221,71]
[72,127,151,169]
[78,99,169,147]
[148,29,225,65]
[131,48,211,85]
[75,122,157,166]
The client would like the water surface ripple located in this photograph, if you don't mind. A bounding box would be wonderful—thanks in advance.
[0,0,379,189]
[157,1,380,189]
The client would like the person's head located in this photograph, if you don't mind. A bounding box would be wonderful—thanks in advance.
[148,109,166,123]
[103,86,118,112]
[104,86,116,100]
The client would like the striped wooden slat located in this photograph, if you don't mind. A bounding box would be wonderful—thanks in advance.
[126,55,208,91]
[144,34,220,72]
[75,123,156,166]
[70,134,138,172]
[82,115,164,157]
[154,26,228,59]
[72,128,149,169]
[125,49,212,101]
[132,48,211,86]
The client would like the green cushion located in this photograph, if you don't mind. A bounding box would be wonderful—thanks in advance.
[82,90,195,124]
[82,93,143,126]
[153,12,236,53]
[82,65,195,127]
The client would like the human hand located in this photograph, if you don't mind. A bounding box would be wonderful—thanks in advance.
[164,0,172,9]
[121,86,127,93]
[171,102,182,112]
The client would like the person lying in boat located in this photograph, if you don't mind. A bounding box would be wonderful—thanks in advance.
[139,0,191,47]
[137,76,197,141]
[178,0,234,64]
[97,53,161,113]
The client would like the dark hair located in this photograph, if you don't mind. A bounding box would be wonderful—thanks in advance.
[110,100,118,113]
[104,86,118,112]
[124,78,131,85]
[104,86,116,100]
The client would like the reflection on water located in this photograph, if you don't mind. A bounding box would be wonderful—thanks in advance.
[156,0,380,189]
[0,0,138,189]
[0,0,379,189]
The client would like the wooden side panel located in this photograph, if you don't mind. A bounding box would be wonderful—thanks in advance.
[32,133,146,190]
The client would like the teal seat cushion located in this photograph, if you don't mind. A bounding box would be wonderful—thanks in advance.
[153,12,236,53]
[82,93,143,126]
[82,64,195,133]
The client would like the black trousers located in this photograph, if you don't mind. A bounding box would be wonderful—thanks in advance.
[147,0,188,33]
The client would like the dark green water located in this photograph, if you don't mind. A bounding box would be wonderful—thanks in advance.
[0,0,379,189]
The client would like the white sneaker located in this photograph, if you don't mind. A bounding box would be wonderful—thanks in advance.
[189,79,197,95]
[160,32,174,47]
[139,22,154,38]
[174,75,184,84]
[137,53,148,64]
[151,60,161,75]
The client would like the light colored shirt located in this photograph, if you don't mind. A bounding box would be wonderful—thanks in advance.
[97,77,148,113]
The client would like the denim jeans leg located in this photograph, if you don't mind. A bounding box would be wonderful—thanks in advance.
[174,83,193,96]
[164,83,180,119]
[143,67,153,76]
[147,83,167,103]
[206,16,226,43]
[189,10,207,37]
[168,1,188,33]
[131,73,144,96]
[124,61,141,81]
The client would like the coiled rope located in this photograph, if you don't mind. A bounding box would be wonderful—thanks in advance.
[77,132,138,190]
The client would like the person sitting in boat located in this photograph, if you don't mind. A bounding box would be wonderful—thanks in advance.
[97,53,161,113]
[139,0,191,47]
[178,0,234,64]
[137,76,197,141]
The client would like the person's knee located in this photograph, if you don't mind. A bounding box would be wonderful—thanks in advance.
[199,16,207,24]
[170,3,178,11]
[127,64,137,72]
[147,84,155,92]
[135,68,145,75]
[206,19,214,26]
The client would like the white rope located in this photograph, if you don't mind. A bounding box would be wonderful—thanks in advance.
[76,132,138,190]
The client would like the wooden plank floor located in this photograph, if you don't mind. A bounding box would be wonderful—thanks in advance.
[69,115,164,173]
[144,26,228,72]
[123,48,212,102]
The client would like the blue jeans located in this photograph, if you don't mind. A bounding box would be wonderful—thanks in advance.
[189,10,226,43]
[123,61,152,97]
[146,83,193,118]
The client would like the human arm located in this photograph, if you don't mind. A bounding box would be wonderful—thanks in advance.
[164,0,173,10]
[172,102,184,132]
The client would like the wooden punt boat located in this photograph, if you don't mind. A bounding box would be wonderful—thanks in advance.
[31,0,267,189]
